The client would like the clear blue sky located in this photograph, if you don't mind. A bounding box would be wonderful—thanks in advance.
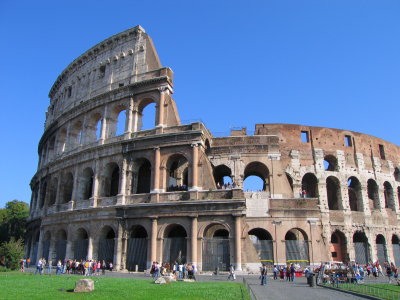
[0,0,399,208]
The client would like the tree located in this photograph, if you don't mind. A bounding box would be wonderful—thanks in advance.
[0,200,29,244]
[0,238,25,270]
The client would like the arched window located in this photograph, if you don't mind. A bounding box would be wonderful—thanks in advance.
[79,168,94,200]
[39,181,47,208]
[70,121,83,147]
[213,165,232,188]
[285,228,309,266]
[166,154,189,191]
[348,177,362,212]
[132,159,151,194]
[127,225,148,271]
[394,167,400,182]
[384,181,395,210]
[249,228,274,265]
[62,172,74,204]
[102,163,119,197]
[58,128,67,153]
[367,179,380,210]
[243,162,269,192]
[116,110,126,136]
[301,173,318,198]
[202,224,230,271]
[330,231,347,262]
[353,231,369,265]
[324,155,338,171]
[163,224,187,265]
[326,176,342,210]
[376,234,388,264]
[98,226,115,263]
[138,101,156,131]
[48,177,58,206]
[74,228,89,260]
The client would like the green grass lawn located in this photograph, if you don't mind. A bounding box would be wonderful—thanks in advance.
[325,282,400,300]
[0,272,251,300]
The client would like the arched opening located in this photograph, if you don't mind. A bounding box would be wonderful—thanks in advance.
[32,231,40,264]
[61,173,74,204]
[138,101,156,131]
[70,121,83,147]
[213,165,232,189]
[163,224,187,265]
[42,231,51,262]
[248,228,274,265]
[324,155,338,171]
[394,167,400,182]
[79,168,94,200]
[243,162,269,192]
[285,228,309,266]
[39,181,47,208]
[202,224,230,271]
[74,228,88,260]
[126,225,148,271]
[96,119,102,141]
[326,176,342,210]
[392,235,400,267]
[116,110,126,136]
[205,139,211,155]
[367,179,380,210]
[58,128,67,153]
[286,173,294,196]
[301,173,318,198]
[376,234,388,264]
[55,229,67,263]
[48,137,56,161]
[98,226,115,264]
[103,163,119,197]
[353,231,370,265]
[132,159,151,194]
[166,154,189,191]
[384,181,395,210]
[348,177,362,212]
[330,231,347,263]
[47,177,58,206]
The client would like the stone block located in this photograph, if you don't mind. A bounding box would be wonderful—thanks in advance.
[74,279,94,293]
[154,277,167,284]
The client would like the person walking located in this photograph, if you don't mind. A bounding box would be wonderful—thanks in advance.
[35,258,43,275]
[228,264,236,281]
[273,265,278,280]
[56,260,62,275]
[260,264,267,285]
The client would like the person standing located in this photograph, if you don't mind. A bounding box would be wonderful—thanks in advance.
[228,264,236,281]
[260,264,267,285]
[290,264,296,282]
[35,258,43,275]
[56,260,62,275]
[273,265,278,280]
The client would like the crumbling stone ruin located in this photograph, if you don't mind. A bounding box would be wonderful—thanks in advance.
[26,26,400,272]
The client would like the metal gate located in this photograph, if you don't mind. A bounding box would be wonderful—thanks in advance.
[98,238,114,263]
[163,237,187,264]
[252,239,274,265]
[74,239,88,260]
[393,244,400,267]
[202,238,230,271]
[55,240,66,262]
[126,238,147,271]
[376,243,387,264]
[285,240,309,266]
[354,242,369,265]
[42,240,50,261]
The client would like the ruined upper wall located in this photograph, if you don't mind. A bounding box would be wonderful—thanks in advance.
[45,26,163,127]
[255,123,400,166]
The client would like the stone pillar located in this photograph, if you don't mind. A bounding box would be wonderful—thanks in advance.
[72,167,79,203]
[132,109,139,132]
[65,239,73,260]
[90,160,100,208]
[190,143,200,191]
[150,217,158,266]
[36,230,44,262]
[87,237,93,261]
[117,158,128,205]
[113,223,123,270]
[35,183,42,212]
[49,239,56,262]
[157,88,167,127]
[152,148,161,193]
[55,173,62,208]
[190,216,198,264]
[125,96,134,137]
[234,214,242,271]
[81,115,88,144]
[99,106,108,144]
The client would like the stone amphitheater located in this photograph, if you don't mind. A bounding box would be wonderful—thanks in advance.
[26,25,400,272]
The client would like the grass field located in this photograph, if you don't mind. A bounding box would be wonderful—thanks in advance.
[324,282,400,300]
[0,272,251,300]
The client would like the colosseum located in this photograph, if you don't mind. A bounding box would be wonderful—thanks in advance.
[26,25,400,272]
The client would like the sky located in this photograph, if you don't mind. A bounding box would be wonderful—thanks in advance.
[0,0,399,208]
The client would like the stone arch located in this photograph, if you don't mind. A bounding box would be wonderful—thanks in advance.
[61,172,74,204]
[42,231,51,261]
[132,158,151,194]
[205,139,211,155]
[164,154,189,191]
[126,225,148,272]
[394,167,400,182]
[285,228,309,266]
[202,223,231,271]
[98,225,115,263]
[69,120,83,148]
[392,234,400,267]
[57,127,67,153]
[163,224,187,265]
[74,228,89,260]
[330,230,347,262]
[248,228,274,265]
[324,155,338,171]
[102,162,120,197]
[55,229,67,262]
[39,180,48,209]
[213,164,232,188]
[47,177,58,206]
[286,173,294,195]
[367,179,380,210]
[326,176,342,210]
[243,161,270,191]
[383,181,395,210]
[301,173,318,198]
[78,167,94,201]
[85,112,102,143]
[109,104,128,137]
[199,221,233,239]
[137,97,157,131]
[48,136,56,161]
[348,177,363,212]
[376,234,388,264]
[353,231,370,265]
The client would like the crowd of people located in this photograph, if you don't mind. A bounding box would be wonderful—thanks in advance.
[150,261,197,280]
[167,184,188,192]
[32,258,113,276]
[216,182,237,190]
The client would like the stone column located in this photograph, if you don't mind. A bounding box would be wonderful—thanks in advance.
[71,167,79,204]
[90,160,100,208]
[190,216,198,264]
[152,147,161,193]
[157,88,167,127]
[117,158,128,205]
[99,106,108,144]
[36,230,44,262]
[190,143,200,191]
[87,237,93,261]
[113,223,123,270]
[55,172,62,208]
[150,217,158,266]
[125,96,134,137]
[234,214,242,271]
[65,239,73,261]
[132,108,139,132]
[35,183,42,212]
[49,238,56,262]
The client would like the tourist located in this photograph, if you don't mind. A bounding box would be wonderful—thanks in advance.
[228,264,236,281]
[109,262,113,272]
[279,266,284,280]
[35,258,43,275]
[56,260,62,275]
[273,265,278,280]
[290,264,296,282]
[27,258,31,268]
[260,264,267,285]
[47,260,52,274]
[97,261,101,276]
[20,259,24,272]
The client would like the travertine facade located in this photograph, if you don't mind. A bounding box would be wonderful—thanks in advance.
[26,26,400,272]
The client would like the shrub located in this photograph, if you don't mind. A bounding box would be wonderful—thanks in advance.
[0,238,24,270]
